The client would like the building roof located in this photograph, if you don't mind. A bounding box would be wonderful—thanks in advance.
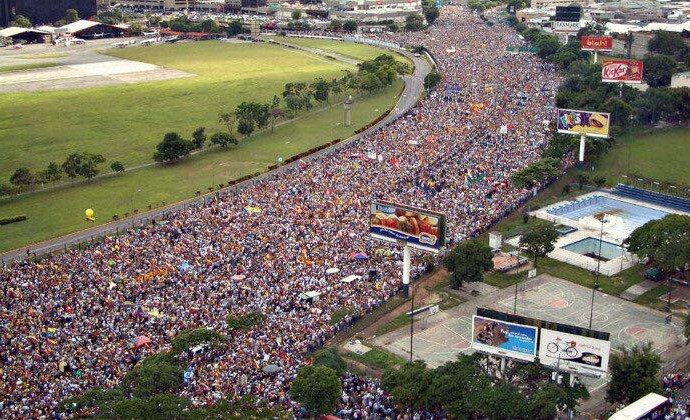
[36,25,58,34]
[605,20,690,33]
[59,20,102,34]
[0,27,50,38]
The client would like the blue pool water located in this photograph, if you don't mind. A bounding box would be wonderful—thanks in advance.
[562,237,625,261]
[547,196,668,233]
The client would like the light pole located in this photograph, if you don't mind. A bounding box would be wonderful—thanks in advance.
[513,247,521,314]
[331,122,341,139]
[589,219,606,329]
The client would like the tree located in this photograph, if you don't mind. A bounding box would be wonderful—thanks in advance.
[536,35,560,59]
[312,348,346,375]
[291,9,302,20]
[129,22,143,36]
[62,153,83,184]
[210,132,237,148]
[271,95,281,110]
[290,366,342,417]
[426,356,491,417]
[328,19,342,31]
[153,133,193,163]
[443,239,493,288]
[10,15,31,28]
[343,19,357,32]
[602,97,634,127]
[227,19,244,36]
[9,167,35,191]
[65,8,79,23]
[121,354,183,399]
[270,108,285,133]
[218,112,236,133]
[643,55,677,88]
[79,154,106,180]
[40,162,62,187]
[237,119,254,137]
[199,19,220,33]
[192,127,206,149]
[607,342,661,405]
[310,78,330,103]
[624,214,690,272]
[424,7,439,25]
[405,14,425,31]
[519,223,559,266]
[381,361,434,410]
[110,161,125,174]
[648,31,689,61]
[424,71,441,90]
[685,313,690,345]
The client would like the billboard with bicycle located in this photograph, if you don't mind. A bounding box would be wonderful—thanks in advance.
[471,315,539,362]
[538,328,610,377]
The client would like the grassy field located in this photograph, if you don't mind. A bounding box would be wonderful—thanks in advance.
[592,127,690,186]
[13,52,69,59]
[265,36,411,65]
[0,62,58,72]
[0,41,358,181]
[0,77,401,251]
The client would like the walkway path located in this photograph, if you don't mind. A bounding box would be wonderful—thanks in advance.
[0,45,430,265]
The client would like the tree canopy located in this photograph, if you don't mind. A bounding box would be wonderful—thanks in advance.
[290,365,342,417]
[607,342,661,405]
[153,133,194,163]
[625,214,690,272]
[519,223,559,266]
[443,239,494,288]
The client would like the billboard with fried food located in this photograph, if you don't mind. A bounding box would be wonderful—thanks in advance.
[471,315,538,362]
[557,108,610,138]
[370,200,447,253]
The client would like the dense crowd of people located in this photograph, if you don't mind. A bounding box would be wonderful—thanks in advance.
[0,4,562,418]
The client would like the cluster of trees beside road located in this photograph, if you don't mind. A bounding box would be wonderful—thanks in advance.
[153,54,409,164]
[2,153,114,197]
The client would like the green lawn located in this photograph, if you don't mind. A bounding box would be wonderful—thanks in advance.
[265,36,412,66]
[0,62,58,72]
[0,41,356,180]
[592,127,690,186]
[14,52,69,59]
[346,345,406,370]
[0,79,401,251]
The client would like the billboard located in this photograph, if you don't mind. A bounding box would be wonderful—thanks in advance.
[557,108,610,138]
[580,36,613,52]
[601,59,644,84]
[471,315,539,362]
[553,21,580,33]
[370,201,447,253]
[538,328,611,377]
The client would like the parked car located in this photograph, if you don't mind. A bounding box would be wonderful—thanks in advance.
[644,266,664,281]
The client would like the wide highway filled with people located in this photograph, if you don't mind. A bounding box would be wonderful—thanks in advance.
[0,4,561,418]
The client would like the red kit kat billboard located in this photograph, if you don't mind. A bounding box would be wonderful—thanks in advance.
[580,36,613,52]
[601,59,643,83]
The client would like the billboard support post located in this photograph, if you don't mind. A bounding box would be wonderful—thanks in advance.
[592,51,598,64]
[579,134,586,162]
[403,245,411,297]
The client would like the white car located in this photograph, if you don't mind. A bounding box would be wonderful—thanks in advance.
[72,38,86,44]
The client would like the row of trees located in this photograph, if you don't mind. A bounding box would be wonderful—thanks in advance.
[2,153,122,196]
[10,8,80,28]
[160,15,221,33]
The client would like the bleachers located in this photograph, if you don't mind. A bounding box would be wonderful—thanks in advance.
[613,184,690,214]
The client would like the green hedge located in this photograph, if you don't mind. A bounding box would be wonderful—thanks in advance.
[0,215,27,225]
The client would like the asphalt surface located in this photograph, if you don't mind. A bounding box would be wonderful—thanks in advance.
[0,44,430,265]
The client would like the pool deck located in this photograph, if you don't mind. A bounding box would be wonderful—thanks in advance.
[524,191,690,276]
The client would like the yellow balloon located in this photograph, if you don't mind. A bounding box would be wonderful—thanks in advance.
[85,209,94,218]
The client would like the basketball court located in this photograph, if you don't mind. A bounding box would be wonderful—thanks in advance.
[374,274,682,388]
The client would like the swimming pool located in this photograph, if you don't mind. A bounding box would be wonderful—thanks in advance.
[547,196,668,235]
[562,237,625,261]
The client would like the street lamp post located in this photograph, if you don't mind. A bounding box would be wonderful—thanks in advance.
[589,219,606,329]
[130,189,141,227]
[513,247,520,314]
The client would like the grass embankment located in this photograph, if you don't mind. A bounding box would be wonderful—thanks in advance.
[0,41,403,251]
[0,62,59,72]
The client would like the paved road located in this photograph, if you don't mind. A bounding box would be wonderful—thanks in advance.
[0,44,430,265]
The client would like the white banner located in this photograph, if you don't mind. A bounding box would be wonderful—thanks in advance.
[553,21,580,33]
[538,328,610,377]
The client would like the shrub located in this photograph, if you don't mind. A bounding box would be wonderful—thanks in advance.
[0,215,27,225]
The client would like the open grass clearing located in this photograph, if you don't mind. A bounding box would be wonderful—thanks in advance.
[0,41,358,181]
[0,78,401,251]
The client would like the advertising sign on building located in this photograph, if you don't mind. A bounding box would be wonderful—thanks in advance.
[471,315,539,362]
[538,328,611,377]
[601,59,644,84]
[580,36,613,52]
[370,201,447,253]
[557,108,610,138]
[553,21,580,32]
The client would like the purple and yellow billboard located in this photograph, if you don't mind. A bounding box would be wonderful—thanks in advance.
[557,108,610,138]
[370,201,447,253]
